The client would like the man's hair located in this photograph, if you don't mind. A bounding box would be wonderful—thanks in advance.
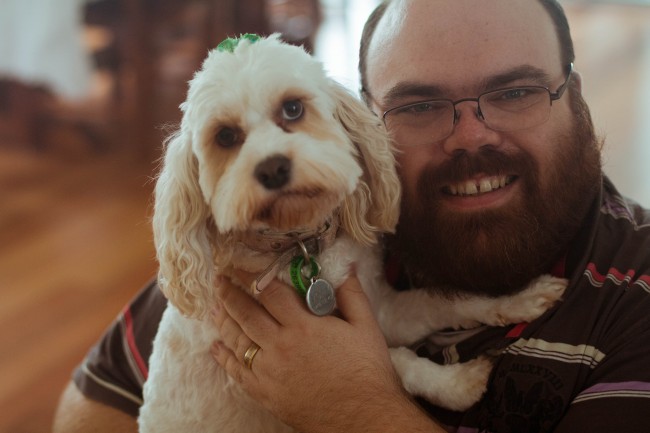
[358,0,576,103]
[358,1,390,104]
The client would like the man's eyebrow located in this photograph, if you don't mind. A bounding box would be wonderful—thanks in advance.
[381,65,554,110]
[481,65,553,90]
[381,83,448,110]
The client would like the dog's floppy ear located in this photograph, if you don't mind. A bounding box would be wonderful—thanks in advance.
[330,82,401,245]
[153,130,214,319]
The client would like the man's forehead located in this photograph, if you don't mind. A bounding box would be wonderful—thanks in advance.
[366,0,561,100]
[368,0,408,56]
[372,0,553,42]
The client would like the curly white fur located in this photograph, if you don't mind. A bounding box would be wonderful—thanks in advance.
[140,35,567,432]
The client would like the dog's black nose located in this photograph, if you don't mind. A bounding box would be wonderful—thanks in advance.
[254,155,292,190]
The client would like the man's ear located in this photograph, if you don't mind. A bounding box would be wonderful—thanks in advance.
[571,70,583,93]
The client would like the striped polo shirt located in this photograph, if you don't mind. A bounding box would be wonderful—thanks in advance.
[73,176,650,431]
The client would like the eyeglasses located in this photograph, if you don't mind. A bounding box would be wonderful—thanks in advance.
[382,64,573,146]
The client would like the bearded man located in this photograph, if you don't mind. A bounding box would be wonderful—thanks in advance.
[54,1,650,432]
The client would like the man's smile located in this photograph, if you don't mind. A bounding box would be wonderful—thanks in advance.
[443,175,517,197]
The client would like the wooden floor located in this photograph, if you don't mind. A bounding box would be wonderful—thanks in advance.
[0,26,181,433]
[0,146,159,432]
[1,3,649,433]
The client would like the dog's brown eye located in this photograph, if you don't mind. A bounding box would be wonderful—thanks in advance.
[282,100,303,121]
[216,127,240,148]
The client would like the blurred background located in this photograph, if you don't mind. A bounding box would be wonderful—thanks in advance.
[0,0,649,431]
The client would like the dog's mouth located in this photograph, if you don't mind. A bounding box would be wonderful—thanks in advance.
[442,175,516,197]
[255,187,327,225]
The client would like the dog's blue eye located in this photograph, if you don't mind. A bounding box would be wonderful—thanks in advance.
[282,100,304,121]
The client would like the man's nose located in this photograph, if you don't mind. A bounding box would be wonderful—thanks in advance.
[441,101,500,155]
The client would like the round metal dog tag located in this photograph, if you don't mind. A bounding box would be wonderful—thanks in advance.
[306,279,336,316]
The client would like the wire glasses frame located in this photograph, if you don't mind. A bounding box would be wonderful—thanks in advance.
[381,63,574,146]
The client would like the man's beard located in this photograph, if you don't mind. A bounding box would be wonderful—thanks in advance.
[387,88,602,297]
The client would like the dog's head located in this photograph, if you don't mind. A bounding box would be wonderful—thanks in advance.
[154,35,400,318]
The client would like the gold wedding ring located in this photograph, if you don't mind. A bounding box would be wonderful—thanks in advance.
[243,342,261,370]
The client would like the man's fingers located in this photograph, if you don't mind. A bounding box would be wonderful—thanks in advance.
[256,278,311,325]
[226,270,373,329]
[211,342,260,386]
[211,305,258,363]
[215,277,279,342]
[335,274,376,325]
[231,268,311,325]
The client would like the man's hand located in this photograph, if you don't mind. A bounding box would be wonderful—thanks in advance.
[211,273,444,433]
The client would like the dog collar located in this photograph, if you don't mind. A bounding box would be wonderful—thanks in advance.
[237,217,339,254]
[243,218,340,294]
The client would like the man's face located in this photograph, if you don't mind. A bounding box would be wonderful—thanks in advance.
[365,0,601,294]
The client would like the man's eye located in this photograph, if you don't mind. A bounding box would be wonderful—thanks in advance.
[501,88,529,100]
[396,101,448,116]
[282,100,304,121]
[485,87,547,108]
[409,103,435,113]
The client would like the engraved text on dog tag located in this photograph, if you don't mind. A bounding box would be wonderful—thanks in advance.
[306,278,336,316]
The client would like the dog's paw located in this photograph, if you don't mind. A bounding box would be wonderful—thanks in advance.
[389,347,492,412]
[420,356,493,412]
[450,356,493,411]
[486,274,568,326]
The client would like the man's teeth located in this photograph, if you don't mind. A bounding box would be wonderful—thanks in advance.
[447,176,512,196]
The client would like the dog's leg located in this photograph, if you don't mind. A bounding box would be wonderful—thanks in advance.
[450,275,568,327]
[389,347,493,411]
[375,275,567,347]
[374,286,468,346]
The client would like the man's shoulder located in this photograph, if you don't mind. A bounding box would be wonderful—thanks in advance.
[587,179,650,274]
[72,279,167,417]
[600,177,650,232]
[573,181,650,315]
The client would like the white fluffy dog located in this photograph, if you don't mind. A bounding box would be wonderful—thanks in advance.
[139,34,566,432]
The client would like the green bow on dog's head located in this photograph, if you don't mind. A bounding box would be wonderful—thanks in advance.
[217,33,262,53]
